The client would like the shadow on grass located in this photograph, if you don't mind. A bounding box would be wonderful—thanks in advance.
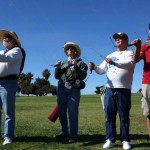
[14,134,150,148]
[14,134,105,145]
[14,136,71,145]
[79,134,150,149]
[130,134,149,140]
[130,134,150,149]
[78,134,105,146]
[14,136,52,143]
[131,143,150,150]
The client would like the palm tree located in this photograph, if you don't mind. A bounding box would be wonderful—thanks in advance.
[42,69,51,80]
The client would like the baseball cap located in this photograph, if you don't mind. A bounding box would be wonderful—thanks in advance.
[113,32,128,40]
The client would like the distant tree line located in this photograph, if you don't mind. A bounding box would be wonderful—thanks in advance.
[17,69,57,96]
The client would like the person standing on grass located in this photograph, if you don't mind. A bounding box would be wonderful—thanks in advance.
[88,32,141,150]
[0,30,25,145]
[134,23,150,139]
[54,42,87,144]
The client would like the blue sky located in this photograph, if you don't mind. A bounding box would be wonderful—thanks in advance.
[0,0,150,95]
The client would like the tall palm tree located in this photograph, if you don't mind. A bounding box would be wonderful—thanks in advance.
[42,69,51,80]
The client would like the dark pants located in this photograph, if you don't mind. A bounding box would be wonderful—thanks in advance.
[104,88,131,143]
[57,83,80,139]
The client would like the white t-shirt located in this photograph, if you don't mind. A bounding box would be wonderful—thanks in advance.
[95,50,135,89]
[0,47,23,77]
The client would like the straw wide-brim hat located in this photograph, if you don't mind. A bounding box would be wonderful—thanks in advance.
[0,30,21,47]
[64,42,81,57]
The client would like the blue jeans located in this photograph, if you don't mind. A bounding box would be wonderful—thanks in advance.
[0,79,18,140]
[57,83,80,139]
[104,88,131,143]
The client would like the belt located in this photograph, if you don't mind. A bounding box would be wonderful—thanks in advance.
[0,75,18,80]
[58,79,75,85]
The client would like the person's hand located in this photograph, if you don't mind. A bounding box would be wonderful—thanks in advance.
[130,39,141,48]
[146,37,150,47]
[71,59,77,66]
[88,62,95,70]
[55,61,61,67]
[105,58,116,65]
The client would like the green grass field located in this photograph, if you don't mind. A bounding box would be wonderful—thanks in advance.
[0,94,149,150]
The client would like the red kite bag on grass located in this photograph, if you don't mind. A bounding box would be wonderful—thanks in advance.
[48,104,58,123]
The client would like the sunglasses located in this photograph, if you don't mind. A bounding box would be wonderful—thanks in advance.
[115,38,127,41]
[3,35,14,39]
[67,46,75,50]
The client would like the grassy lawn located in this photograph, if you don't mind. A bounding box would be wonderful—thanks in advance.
[0,94,149,150]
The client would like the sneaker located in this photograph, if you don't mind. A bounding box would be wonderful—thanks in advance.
[68,138,77,144]
[3,138,12,145]
[103,139,114,149]
[122,141,131,150]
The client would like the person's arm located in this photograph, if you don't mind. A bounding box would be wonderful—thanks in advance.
[105,51,134,70]
[134,38,150,63]
[0,47,22,62]
[135,46,149,63]
[134,45,142,63]
[88,60,107,75]
[54,61,68,79]
[55,67,67,79]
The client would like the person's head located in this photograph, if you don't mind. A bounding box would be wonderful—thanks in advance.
[0,30,21,50]
[146,36,150,46]
[113,32,128,50]
[147,36,150,41]
[64,42,81,59]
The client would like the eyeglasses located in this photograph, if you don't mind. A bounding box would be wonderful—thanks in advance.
[115,38,127,41]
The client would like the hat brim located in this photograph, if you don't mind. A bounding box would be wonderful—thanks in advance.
[0,30,21,47]
[64,42,81,57]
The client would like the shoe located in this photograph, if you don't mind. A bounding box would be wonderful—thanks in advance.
[3,138,12,145]
[55,133,69,139]
[122,141,131,150]
[68,138,77,144]
[103,139,114,149]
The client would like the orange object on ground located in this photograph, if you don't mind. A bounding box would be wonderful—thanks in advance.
[48,104,59,123]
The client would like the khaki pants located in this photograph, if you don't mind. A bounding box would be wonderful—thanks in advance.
[141,84,150,116]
